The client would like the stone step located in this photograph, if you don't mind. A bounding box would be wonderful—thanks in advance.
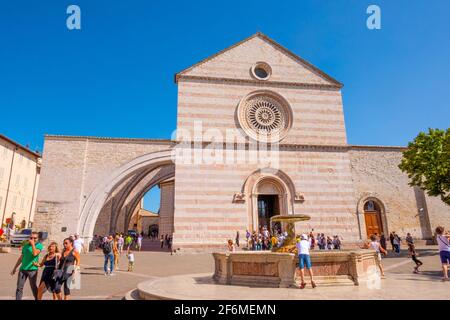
[295,275,355,287]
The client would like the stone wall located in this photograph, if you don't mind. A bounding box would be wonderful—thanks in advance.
[173,146,360,250]
[177,81,346,147]
[159,179,174,237]
[34,136,173,244]
[349,146,450,240]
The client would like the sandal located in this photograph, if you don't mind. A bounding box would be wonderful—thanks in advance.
[299,282,306,289]
[311,281,317,288]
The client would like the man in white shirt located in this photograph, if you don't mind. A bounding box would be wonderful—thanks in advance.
[435,226,450,281]
[296,234,316,289]
[73,234,85,254]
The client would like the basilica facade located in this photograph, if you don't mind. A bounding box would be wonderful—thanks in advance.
[33,33,449,250]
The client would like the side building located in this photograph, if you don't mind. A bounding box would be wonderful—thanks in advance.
[0,134,41,230]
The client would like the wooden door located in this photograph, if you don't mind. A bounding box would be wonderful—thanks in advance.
[364,211,382,238]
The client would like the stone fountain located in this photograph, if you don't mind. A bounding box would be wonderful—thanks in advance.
[213,214,381,288]
[270,214,310,253]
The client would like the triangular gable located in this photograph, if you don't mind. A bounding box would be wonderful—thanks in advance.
[175,32,342,88]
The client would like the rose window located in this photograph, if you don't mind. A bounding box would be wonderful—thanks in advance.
[246,97,283,133]
[237,91,292,142]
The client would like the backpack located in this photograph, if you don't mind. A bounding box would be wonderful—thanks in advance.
[102,241,112,255]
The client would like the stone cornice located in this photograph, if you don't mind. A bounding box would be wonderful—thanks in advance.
[349,145,407,152]
[174,141,349,152]
[44,135,407,152]
[176,75,342,90]
[174,142,408,152]
[44,134,175,145]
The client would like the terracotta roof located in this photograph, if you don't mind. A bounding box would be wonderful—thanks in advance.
[138,208,159,217]
[0,134,41,158]
[175,32,343,88]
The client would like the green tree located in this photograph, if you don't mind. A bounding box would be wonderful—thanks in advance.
[399,128,450,205]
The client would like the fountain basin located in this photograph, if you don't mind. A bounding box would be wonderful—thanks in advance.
[213,250,380,287]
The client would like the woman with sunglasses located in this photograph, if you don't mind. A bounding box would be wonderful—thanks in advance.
[33,241,61,300]
[54,237,80,300]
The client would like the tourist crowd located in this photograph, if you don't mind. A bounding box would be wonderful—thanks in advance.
[228,227,342,252]
[9,225,450,300]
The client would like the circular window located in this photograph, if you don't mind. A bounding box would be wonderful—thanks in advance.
[251,62,272,81]
[237,91,292,142]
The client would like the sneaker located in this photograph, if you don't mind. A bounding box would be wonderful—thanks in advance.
[104,272,109,276]
[109,273,115,276]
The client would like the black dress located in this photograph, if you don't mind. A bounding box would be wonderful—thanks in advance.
[54,249,76,295]
[39,255,57,292]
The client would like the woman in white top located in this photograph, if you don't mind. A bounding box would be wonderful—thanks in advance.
[369,234,387,277]
[435,226,450,281]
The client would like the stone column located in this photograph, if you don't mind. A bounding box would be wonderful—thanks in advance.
[158,179,174,237]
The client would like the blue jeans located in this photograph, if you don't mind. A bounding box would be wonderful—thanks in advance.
[104,253,114,273]
[299,254,312,269]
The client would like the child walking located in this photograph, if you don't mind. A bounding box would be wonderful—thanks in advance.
[127,248,135,272]
[408,243,423,273]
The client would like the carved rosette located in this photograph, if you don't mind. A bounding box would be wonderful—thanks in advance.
[237,91,293,143]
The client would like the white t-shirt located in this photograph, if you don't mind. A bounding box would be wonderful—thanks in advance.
[437,235,450,252]
[74,238,84,252]
[296,240,310,255]
[370,241,380,253]
[128,253,135,262]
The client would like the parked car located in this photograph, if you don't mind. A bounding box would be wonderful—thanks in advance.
[10,228,32,247]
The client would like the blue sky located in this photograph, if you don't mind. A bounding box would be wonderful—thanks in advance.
[1,1,449,211]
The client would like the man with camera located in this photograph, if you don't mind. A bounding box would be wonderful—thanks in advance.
[10,231,43,300]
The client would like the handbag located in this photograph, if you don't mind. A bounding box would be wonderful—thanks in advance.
[52,255,63,281]
[52,251,72,282]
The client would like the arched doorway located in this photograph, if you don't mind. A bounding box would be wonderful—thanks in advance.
[242,168,299,233]
[148,224,159,238]
[256,179,283,233]
[363,200,383,238]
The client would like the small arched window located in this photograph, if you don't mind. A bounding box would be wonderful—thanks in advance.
[364,200,380,211]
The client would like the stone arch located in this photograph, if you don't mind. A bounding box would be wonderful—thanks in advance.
[242,168,297,231]
[123,169,174,231]
[111,165,174,234]
[78,149,174,242]
[356,192,389,239]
